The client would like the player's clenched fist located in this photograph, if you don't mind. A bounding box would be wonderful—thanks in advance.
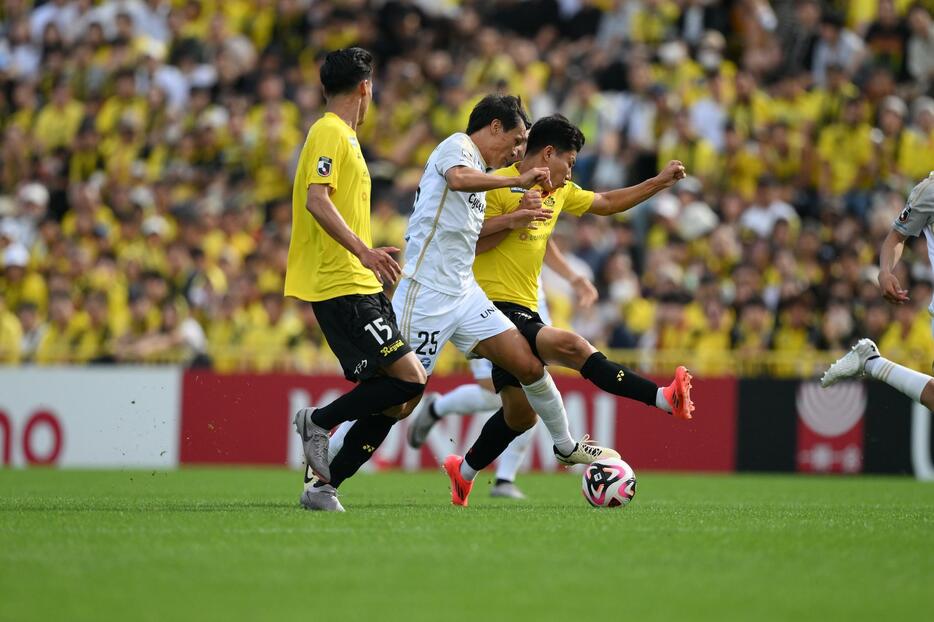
[358,246,401,284]
[509,190,553,229]
[516,166,551,190]
[879,271,910,305]
[657,160,687,187]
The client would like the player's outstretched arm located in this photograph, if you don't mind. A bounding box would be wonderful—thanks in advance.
[306,183,401,283]
[879,229,910,305]
[588,160,686,216]
[445,165,551,193]
[544,239,597,308]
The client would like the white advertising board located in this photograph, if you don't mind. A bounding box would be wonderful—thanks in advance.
[0,367,181,468]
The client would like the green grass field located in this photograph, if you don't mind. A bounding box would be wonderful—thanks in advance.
[1,469,933,621]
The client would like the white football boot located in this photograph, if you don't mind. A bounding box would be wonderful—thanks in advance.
[820,339,880,388]
[554,435,620,466]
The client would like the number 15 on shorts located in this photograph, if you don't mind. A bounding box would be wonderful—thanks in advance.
[364,318,394,345]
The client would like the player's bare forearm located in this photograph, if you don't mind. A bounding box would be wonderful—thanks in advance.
[545,239,598,307]
[479,214,516,238]
[476,229,510,254]
[589,161,685,216]
[589,177,666,216]
[306,184,368,257]
[879,229,911,304]
[445,167,513,192]
[543,239,576,281]
[879,229,907,275]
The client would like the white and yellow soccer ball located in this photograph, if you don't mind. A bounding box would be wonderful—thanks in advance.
[581,458,636,508]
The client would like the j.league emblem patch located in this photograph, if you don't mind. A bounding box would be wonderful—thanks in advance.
[317,156,332,177]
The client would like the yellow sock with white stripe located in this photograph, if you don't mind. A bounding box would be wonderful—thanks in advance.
[864,357,930,403]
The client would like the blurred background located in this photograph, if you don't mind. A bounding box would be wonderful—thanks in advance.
[1,0,934,381]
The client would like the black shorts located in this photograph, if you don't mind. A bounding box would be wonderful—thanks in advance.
[490,301,547,393]
[311,292,412,382]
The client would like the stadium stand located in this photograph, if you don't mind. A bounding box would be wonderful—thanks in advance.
[1,0,934,377]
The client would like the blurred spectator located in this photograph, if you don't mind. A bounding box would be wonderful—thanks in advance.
[1,0,933,378]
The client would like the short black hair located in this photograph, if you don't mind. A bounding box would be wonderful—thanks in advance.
[320,47,373,97]
[466,94,531,135]
[525,114,585,155]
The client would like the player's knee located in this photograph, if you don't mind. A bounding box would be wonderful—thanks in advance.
[389,356,429,385]
[397,365,428,385]
[513,357,544,385]
[557,333,593,367]
[374,376,426,408]
[384,398,417,420]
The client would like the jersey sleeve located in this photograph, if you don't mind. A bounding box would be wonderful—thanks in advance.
[302,123,346,191]
[563,181,596,216]
[893,177,934,237]
[434,134,477,176]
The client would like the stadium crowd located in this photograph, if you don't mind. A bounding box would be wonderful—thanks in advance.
[1,0,934,377]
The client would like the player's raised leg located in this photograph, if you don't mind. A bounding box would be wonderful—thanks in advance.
[473,328,619,467]
[821,338,934,410]
[534,326,695,420]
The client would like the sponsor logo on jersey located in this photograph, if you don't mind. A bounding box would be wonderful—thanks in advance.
[480,306,497,319]
[467,192,486,214]
[353,359,368,376]
[379,339,406,357]
[317,156,332,177]
[420,357,432,369]
[899,205,912,223]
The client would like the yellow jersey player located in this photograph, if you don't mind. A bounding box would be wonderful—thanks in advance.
[285,48,426,512]
[428,115,695,502]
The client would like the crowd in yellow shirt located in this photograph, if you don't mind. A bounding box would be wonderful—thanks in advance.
[1,0,934,378]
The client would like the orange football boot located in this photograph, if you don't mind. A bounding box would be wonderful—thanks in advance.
[663,366,695,420]
[443,454,474,507]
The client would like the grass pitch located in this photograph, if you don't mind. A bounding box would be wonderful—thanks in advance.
[1,469,933,621]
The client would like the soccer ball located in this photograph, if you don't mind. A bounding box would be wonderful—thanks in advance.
[581,458,636,508]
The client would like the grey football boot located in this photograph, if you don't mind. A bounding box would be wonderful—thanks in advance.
[293,407,331,483]
[300,483,345,512]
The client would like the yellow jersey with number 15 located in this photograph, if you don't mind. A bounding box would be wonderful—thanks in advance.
[285,112,382,302]
[473,163,594,311]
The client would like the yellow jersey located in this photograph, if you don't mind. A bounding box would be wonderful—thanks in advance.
[285,112,381,302]
[473,164,594,310]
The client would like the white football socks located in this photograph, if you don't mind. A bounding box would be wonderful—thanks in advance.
[655,387,672,412]
[327,420,352,461]
[495,426,534,482]
[434,384,502,416]
[521,372,576,455]
[864,357,930,403]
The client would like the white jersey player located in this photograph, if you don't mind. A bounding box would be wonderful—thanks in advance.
[392,94,619,505]
[822,172,934,411]
[405,242,599,499]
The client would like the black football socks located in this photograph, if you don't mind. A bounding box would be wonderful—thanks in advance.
[464,409,523,472]
[318,414,397,489]
[310,376,425,429]
[579,352,657,406]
